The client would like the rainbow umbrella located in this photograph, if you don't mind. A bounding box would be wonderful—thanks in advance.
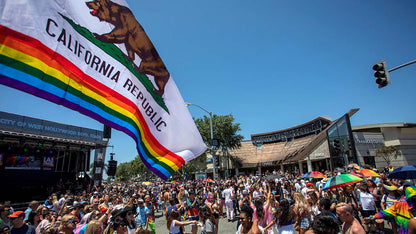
[323,174,363,190]
[348,163,362,169]
[205,178,214,183]
[308,171,326,179]
[142,181,153,186]
[170,181,179,184]
[356,169,380,177]
[349,171,363,178]
[301,172,311,178]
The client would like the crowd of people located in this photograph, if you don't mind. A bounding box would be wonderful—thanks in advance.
[0,166,415,234]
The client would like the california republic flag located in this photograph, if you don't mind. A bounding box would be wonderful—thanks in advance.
[0,0,207,180]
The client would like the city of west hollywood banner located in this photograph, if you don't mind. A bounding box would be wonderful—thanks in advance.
[0,0,207,180]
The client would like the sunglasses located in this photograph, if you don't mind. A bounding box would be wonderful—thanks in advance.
[67,220,77,224]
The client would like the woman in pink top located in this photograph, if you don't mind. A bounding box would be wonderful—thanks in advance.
[252,185,273,234]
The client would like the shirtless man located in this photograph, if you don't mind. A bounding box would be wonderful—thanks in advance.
[409,218,416,234]
[336,203,365,234]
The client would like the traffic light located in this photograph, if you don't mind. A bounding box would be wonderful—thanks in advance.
[373,60,390,88]
[333,138,341,152]
[214,156,220,167]
[212,139,220,147]
[348,139,353,151]
[107,160,117,176]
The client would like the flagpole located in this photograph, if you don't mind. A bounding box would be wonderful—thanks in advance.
[185,103,217,179]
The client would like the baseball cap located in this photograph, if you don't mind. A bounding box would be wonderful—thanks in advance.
[405,186,416,200]
[73,202,84,209]
[138,199,144,203]
[9,211,25,218]
[242,190,249,195]
[383,184,398,191]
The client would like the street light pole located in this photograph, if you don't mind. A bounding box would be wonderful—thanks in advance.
[185,103,217,179]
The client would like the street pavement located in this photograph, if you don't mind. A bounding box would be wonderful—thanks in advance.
[152,209,238,234]
[151,209,395,234]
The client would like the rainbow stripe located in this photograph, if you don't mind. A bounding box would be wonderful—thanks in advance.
[374,187,416,234]
[0,25,184,180]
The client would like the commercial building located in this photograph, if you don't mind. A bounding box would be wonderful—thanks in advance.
[353,123,416,169]
[227,109,416,176]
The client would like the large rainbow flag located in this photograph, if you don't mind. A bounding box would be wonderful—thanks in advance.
[0,0,207,180]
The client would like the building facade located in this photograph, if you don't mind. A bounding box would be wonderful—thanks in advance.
[352,123,416,169]
[0,111,108,202]
[226,109,416,176]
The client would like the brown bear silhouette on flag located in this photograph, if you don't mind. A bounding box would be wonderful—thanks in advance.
[86,0,170,97]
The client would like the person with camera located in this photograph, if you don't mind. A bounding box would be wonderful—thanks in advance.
[186,190,201,234]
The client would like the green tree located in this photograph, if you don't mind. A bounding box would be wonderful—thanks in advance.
[131,155,147,176]
[375,146,401,167]
[194,114,244,176]
[115,162,132,180]
[110,155,148,181]
[194,114,244,152]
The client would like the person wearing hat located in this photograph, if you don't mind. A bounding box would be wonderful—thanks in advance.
[9,211,35,234]
[367,186,416,234]
[135,199,149,231]
[118,206,139,234]
[380,184,400,234]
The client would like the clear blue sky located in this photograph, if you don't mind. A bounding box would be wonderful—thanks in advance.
[1,0,415,165]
